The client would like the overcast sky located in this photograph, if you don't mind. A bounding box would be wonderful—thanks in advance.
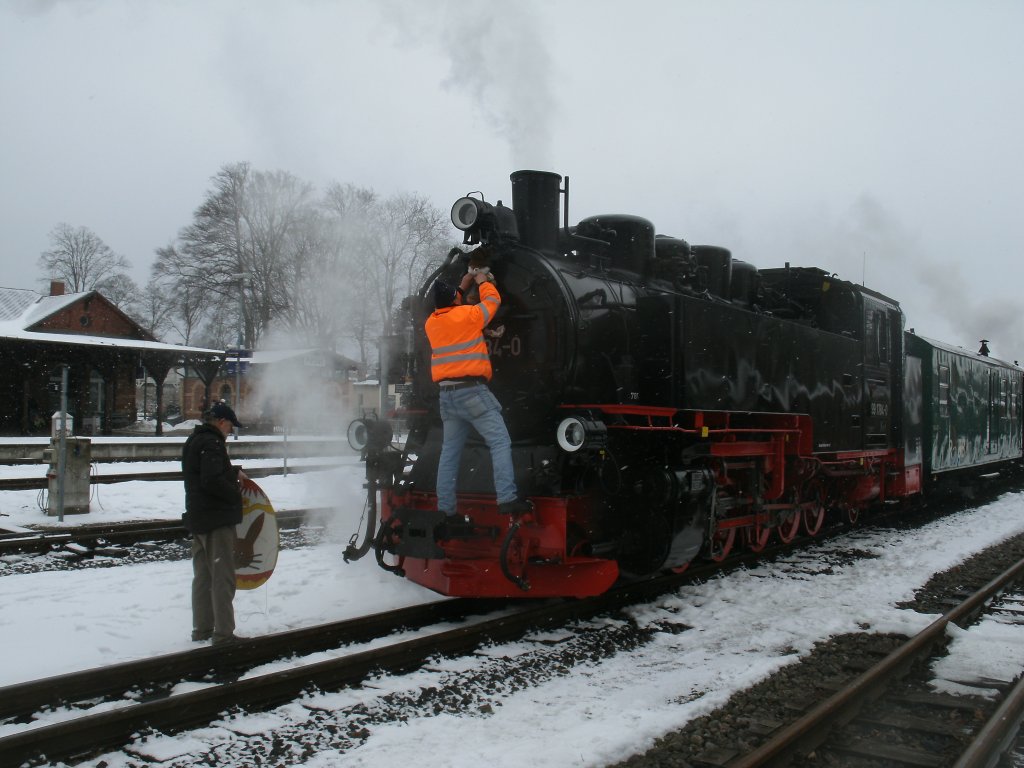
[2,0,1022,357]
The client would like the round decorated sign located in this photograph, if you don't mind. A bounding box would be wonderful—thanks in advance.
[235,477,279,589]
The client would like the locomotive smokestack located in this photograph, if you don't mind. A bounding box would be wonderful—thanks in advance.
[510,170,562,254]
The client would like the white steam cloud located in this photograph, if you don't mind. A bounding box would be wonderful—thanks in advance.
[784,196,1024,359]
[380,0,556,170]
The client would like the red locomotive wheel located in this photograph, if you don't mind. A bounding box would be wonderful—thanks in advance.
[802,504,826,536]
[776,510,801,544]
[708,525,736,562]
[745,523,771,552]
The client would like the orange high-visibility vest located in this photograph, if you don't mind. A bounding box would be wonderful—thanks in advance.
[425,281,501,382]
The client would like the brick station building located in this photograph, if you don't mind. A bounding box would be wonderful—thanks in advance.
[0,281,223,436]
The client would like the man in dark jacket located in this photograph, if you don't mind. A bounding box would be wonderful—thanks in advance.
[182,402,248,645]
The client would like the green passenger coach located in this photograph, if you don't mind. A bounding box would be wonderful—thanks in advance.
[905,333,1023,482]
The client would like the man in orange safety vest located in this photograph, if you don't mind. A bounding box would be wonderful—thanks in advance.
[425,265,530,527]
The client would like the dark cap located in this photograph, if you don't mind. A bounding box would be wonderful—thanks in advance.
[432,279,458,310]
[207,402,243,428]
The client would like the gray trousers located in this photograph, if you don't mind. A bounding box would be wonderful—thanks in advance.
[191,526,236,641]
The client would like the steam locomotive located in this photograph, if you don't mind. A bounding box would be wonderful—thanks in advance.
[345,170,1023,598]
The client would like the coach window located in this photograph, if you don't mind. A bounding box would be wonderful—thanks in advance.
[938,365,950,417]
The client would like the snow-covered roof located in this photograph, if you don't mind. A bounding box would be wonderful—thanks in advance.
[250,348,321,365]
[0,286,223,356]
[250,348,360,367]
[0,287,57,322]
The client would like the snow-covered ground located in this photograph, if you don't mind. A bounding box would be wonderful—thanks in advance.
[2,449,1024,767]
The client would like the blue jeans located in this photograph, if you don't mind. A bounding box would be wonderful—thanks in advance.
[436,383,517,514]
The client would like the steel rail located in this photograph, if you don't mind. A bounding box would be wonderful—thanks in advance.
[0,558,743,766]
[0,462,339,491]
[953,671,1024,768]
[0,508,326,555]
[0,438,352,465]
[728,554,1024,767]
[0,489,991,765]
[0,596,503,726]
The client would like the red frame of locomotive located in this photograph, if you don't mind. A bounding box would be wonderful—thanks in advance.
[375,403,923,599]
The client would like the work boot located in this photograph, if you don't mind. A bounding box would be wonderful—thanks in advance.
[497,499,533,517]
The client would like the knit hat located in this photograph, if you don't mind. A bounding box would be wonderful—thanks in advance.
[432,280,458,309]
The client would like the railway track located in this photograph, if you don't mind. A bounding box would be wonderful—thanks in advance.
[2,481,1019,765]
[0,461,339,491]
[607,533,1024,768]
[0,508,327,556]
[0,502,972,767]
[720,555,1024,767]
[0,563,725,767]
[0,597,506,766]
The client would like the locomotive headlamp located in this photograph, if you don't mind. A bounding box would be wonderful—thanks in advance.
[451,195,519,245]
[347,419,367,451]
[347,417,393,453]
[555,416,608,453]
[451,197,483,231]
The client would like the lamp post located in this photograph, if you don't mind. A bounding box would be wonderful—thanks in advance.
[56,364,69,522]
[234,273,247,440]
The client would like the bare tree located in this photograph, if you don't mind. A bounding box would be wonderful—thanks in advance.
[38,223,138,307]
[284,184,448,366]
[172,163,316,349]
[130,277,175,340]
[175,162,251,347]
[152,244,215,345]
[368,192,450,336]
[285,182,379,358]
[101,272,141,311]
[149,162,451,367]
[243,168,316,341]
[279,208,347,348]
